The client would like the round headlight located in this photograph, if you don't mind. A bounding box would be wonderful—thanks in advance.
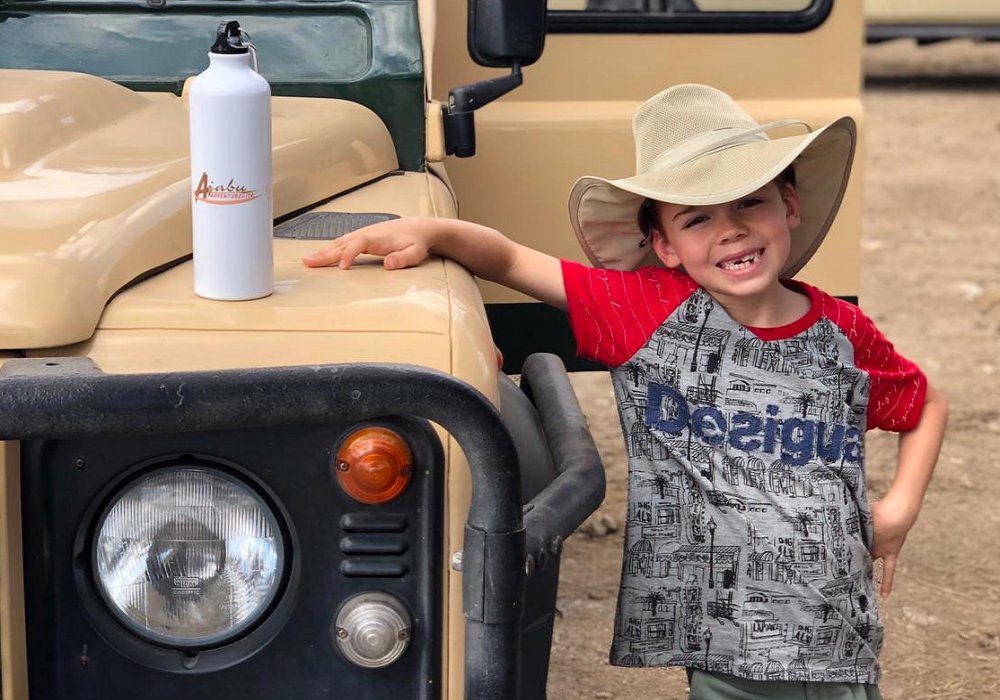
[93,467,284,648]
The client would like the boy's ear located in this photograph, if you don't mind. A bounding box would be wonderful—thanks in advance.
[651,227,683,269]
[782,182,802,230]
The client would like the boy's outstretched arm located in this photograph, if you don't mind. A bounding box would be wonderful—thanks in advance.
[302,217,568,311]
[869,382,948,598]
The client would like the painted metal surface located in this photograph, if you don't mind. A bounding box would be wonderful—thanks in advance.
[25,172,481,369]
[0,71,397,349]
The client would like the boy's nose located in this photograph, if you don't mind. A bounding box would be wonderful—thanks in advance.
[717,215,749,244]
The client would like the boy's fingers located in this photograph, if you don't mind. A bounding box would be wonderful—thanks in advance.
[880,553,897,598]
[302,242,344,267]
[303,229,421,269]
[303,236,356,267]
[384,244,426,270]
[325,233,381,269]
[338,237,370,269]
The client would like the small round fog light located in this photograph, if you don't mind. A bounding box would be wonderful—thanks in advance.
[333,592,411,668]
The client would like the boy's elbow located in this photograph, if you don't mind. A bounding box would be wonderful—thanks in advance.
[925,382,949,422]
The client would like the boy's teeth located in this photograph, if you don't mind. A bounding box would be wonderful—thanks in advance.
[720,251,759,270]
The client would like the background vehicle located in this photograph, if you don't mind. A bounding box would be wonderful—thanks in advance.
[865,0,1000,43]
[0,0,864,698]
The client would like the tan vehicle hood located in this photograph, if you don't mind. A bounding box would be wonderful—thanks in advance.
[0,70,398,350]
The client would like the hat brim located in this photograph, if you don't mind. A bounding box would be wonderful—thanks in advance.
[568,116,856,278]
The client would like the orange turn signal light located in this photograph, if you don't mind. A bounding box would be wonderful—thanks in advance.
[335,427,413,505]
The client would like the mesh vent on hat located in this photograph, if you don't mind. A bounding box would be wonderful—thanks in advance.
[634,85,760,173]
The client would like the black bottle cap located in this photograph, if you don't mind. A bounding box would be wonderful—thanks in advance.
[211,20,249,54]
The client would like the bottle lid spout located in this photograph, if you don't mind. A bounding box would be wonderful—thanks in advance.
[211,20,250,54]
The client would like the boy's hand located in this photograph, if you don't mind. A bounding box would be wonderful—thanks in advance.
[302,218,433,270]
[302,215,569,310]
[869,384,948,599]
[868,495,918,598]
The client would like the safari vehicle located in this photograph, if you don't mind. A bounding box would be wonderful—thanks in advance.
[0,0,864,699]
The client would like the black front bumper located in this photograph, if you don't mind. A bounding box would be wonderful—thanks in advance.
[0,353,604,700]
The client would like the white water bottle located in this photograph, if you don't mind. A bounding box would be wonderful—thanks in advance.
[189,20,273,300]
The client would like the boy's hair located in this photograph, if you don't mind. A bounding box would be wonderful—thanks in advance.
[637,164,797,245]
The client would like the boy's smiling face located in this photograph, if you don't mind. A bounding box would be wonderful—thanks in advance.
[650,181,801,309]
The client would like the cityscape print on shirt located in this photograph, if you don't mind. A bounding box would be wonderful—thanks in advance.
[608,289,884,684]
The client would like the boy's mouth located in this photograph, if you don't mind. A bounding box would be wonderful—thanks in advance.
[717,248,764,271]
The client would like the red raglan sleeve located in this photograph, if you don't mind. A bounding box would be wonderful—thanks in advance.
[822,293,928,432]
[560,261,697,368]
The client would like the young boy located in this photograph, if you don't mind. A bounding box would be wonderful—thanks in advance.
[303,84,947,700]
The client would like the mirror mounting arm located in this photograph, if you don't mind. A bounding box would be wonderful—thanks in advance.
[442,64,523,158]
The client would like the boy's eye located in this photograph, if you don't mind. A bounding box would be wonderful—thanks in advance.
[682,215,708,229]
[738,198,763,209]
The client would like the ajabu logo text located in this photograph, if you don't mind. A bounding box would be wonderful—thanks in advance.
[193,172,260,205]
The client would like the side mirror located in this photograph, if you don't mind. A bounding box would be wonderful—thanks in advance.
[444,0,547,157]
[468,0,547,69]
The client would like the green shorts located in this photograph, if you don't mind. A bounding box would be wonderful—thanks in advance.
[688,669,883,700]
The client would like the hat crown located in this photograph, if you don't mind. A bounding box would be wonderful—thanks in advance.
[633,84,761,174]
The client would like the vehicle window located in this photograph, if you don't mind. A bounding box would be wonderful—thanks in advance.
[547,0,831,33]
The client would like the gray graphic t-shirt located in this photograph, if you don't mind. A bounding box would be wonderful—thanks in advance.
[562,262,926,684]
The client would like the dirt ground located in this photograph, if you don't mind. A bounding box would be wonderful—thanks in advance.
[548,40,1000,700]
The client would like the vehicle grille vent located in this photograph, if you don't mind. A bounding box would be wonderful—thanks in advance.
[339,513,409,578]
[274,212,399,240]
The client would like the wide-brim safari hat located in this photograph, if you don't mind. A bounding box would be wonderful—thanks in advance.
[568,84,856,277]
